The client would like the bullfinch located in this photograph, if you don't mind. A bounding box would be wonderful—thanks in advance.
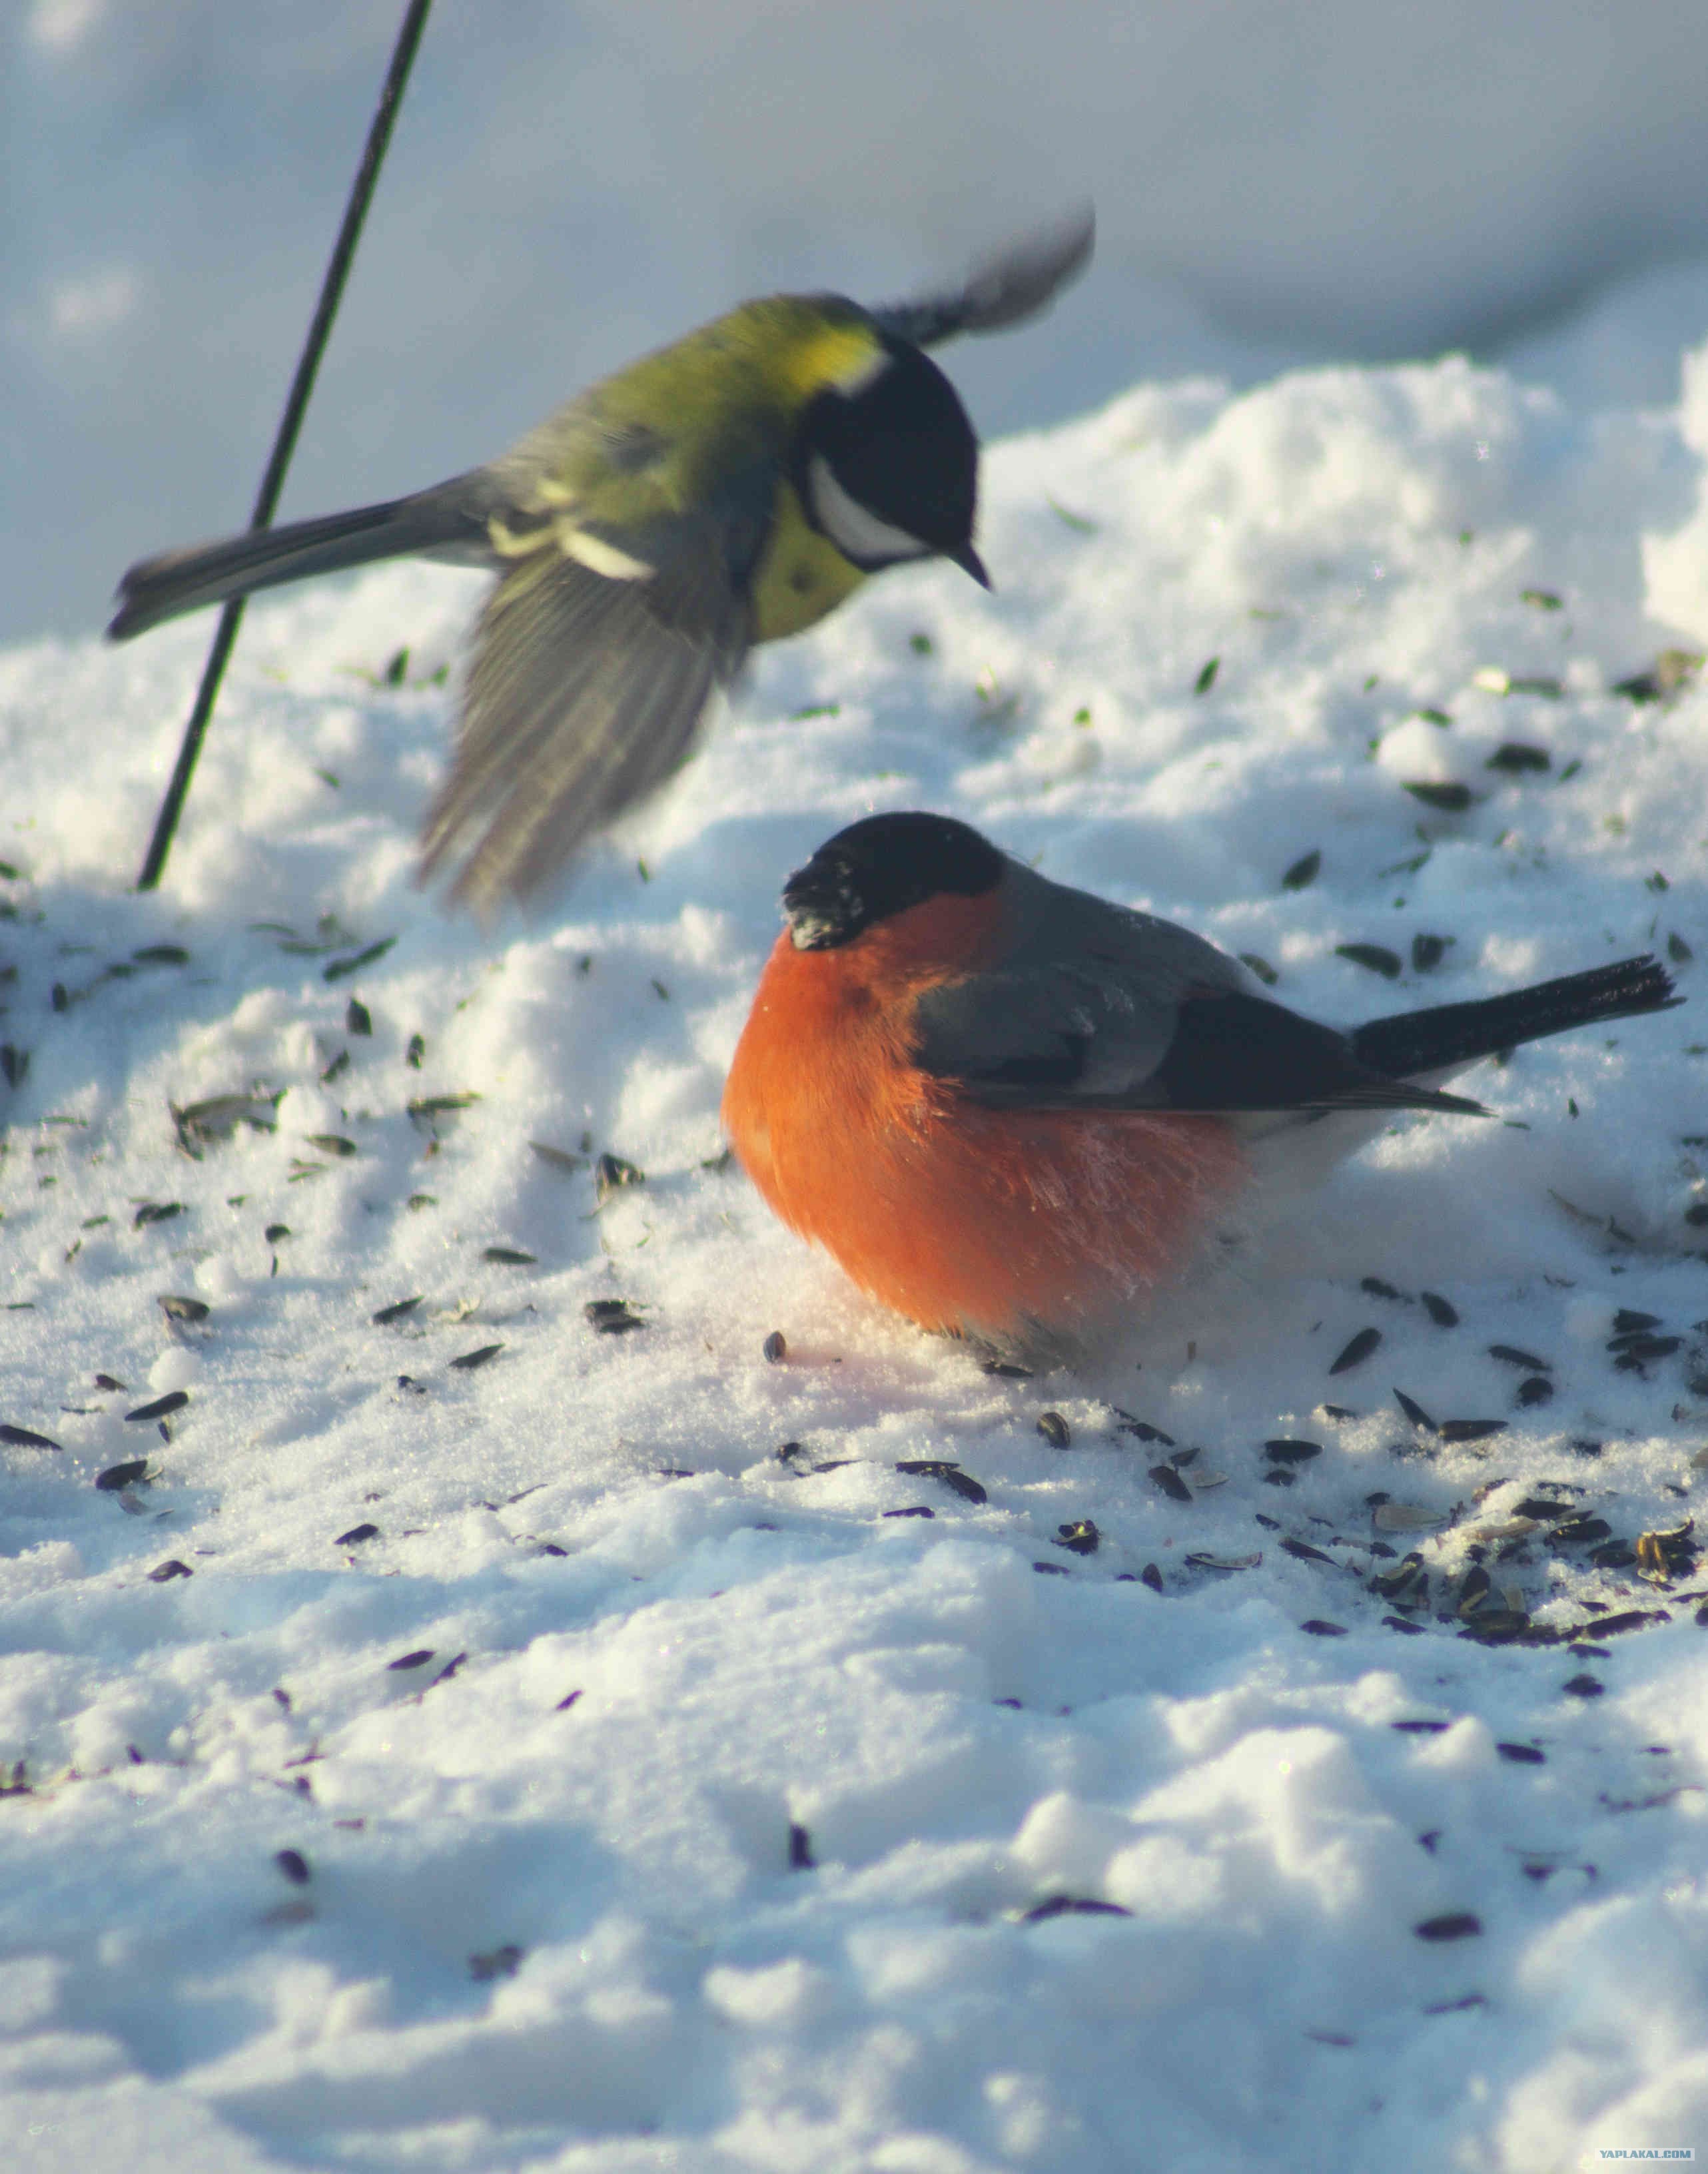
[721,811,1679,1363]
[106,212,1092,916]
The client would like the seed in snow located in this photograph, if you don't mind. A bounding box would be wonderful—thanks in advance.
[1300,1619,1348,1636]
[1112,1411,1174,1444]
[372,1295,422,1325]
[1414,1912,1481,1942]
[1361,1277,1405,1300]
[1037,1411,1071,1449]
[1384,1615,1427,1634]
[1373,1503,1450,1531]
[1394,1388,1436,1432]
[1033,1561,1070,1575]
[1335,944,1402,980]
[125,1391,189,1423]
[1439,1419,1507,1445]
[763,1331,787,1363]
[1055,1521,1100,1555]
[469,1946,525,1982]
[982,1359,1034,1379]
[895,1460,987,1504]
[1184,1552,1262,1571]
[148,1560,191,1583]
[159,1295,210,1324]
[1421,1292,1459,1327]
[1488,1344,1549,1371]
[1282,1537,1336,1565]
[1612,1309,1663,1333]
[593,1152,645,1205]
[335,1523,380,1547]
[1562,1674,1605,1698]
[1264,1439,1322,1463]
[1150,1463,1192,1503]
[1496,1742,1545,1764]
[388,1650,434,1671]
[1023,1895,1133,1921]
[275,1849,311,1885]
[0,1423,61,1451]
[883,1505,935,1520]
[585,1299,646,1335]
[1330,1327,1382,1374]
[482,1247,536,1266]
[449,1344,503,1371]
[1391,1720,1451,1736]
[1140,1563,1164,1593]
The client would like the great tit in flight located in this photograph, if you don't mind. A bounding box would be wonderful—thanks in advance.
[108,210,1094,915]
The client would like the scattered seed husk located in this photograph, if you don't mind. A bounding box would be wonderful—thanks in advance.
[335,1523,380,1547]
[1392,1388,1436,1433]
[469,1944,524,1982]
[125,1391,188,1423]
[1515,1376,1553,1407]
[449,1343,503,1371]
[344,998,372,1036]
[1240,952,1280,986]
[1404,781,1473,813]
[96,1459,149,1492]
[1112,1410,1174,1445]
[1184,1551,1262,1573]
[1055,1520,1099,1555]
[1561,1673,1605,1698]
[372,1295,423,1325]
[388,1649,434,1671]
[1489,1343,1549,1371]
[1037,1411,1071,1449]
[1140,1563,1164,1591]
[1300,1619,1348,1636]
[1613,1308,1663,1333]
[1611,649,1703,702]
[1282,850,1322,891]
[1372,1554,1428,1602]
[1457,1566,1493,1616]
[594,1152,645,1206]
[585,1298,646,1335]
[1335,944,1402,980]
[982,1359,1033,1379]
[763,1330,787,1364]
[1392,1718,1450,1734]
[1150,1463,1192,1503]
[1414,1912,1481,1942]
[147,1559,192,1583]
[1384,1614,1427,1634]
[1023,1894,1132,1922]
[530,1140,583,1174]
[1550,1514,1613,1546]
[1264,1439,1322,1464]
[1422,1291,1459,1327]
[158,1295,210,1325]
[133,1202,185,1228]
[1194,657,1219,695]
[895,1461,987,1505]
[1373,1502,1450,1533]
[482,1246,536,1266]
[0,1423,61,1451]
[275,1848,311,1885]
[1440,1419,1507,1445]
[1589,1609,1670,1637]
[1033,1560,1070,1575]
[323,936,396,982]
[1486,743,1551,773]
[1410,933,1452,974]
[883,1505,934,1520]
[1330,1327,1381,1374]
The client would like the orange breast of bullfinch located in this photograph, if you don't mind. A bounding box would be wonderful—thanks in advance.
[721,888,1248,1355]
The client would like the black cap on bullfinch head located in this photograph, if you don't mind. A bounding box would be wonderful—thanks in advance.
[725,811,1681,1363]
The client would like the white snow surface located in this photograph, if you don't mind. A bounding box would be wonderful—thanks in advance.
[3,346,1708,2172]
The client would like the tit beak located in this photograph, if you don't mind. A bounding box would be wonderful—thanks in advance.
[947,541,993,590]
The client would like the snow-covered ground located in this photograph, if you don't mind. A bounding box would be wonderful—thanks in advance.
[3,332,1708,2171]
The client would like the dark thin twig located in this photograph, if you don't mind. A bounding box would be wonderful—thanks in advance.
[137,0,434,893]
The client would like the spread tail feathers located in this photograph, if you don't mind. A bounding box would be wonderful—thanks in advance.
[106,487,487,641]
[1352,956,1679,1080]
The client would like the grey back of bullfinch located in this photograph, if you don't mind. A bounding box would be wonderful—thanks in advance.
[106,213,1093,917]
[721,812,1679,1363]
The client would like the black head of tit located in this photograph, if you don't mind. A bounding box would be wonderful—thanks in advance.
[793,338,988,587]
[107,207,1092,916]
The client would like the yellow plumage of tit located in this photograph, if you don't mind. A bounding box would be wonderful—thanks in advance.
[108,210,1094,915]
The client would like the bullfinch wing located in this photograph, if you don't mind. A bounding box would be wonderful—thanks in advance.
[871,207,1096,349]
[911,863,1486,1118]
